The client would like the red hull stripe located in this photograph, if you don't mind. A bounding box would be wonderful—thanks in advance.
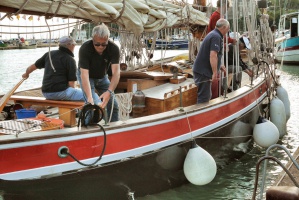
[0,83,267,175]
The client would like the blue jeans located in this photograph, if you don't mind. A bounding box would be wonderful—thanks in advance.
[43,87,84,101]
[77,70,119,122]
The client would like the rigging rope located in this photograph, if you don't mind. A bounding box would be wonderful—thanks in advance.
[115,92,133,121]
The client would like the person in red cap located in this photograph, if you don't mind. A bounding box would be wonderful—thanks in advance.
[207,0,236,45]
[22,36,84,101]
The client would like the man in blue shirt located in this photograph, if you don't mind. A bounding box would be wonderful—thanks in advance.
[193,18,230,103]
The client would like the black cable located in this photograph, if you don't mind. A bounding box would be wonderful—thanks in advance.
[77,103,104,127]
[64,103,106,166]
[66,123,107,167]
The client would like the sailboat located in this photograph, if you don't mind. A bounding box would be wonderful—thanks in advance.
[274,11,299,64]
[0,0,286,199]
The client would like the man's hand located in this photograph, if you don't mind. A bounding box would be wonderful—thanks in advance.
[22,73,29,79]
[220,65,227,73]
[231,39,237,45]
[246,69,254,77]
[99,91,111,108]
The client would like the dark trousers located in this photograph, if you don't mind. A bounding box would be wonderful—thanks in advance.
[193,72,211,103]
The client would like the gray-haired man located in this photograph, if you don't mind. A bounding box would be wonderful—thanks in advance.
[77,23,120,122]
[193,18,230,103]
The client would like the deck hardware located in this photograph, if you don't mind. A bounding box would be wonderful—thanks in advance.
[127,191,135,200]
[58,146,69,158]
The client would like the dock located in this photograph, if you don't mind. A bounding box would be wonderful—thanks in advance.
[273,147,299,186]
[0,43,59,50]
[266,147,299,199]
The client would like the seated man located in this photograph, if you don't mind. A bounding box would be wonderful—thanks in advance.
[22,36,84,101]
[224,36,253,91]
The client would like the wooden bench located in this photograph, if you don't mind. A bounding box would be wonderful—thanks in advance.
[10,95,84,127]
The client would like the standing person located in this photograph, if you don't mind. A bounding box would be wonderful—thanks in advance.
[77,23,120,122]
[224,36,254,91]
[22,36,84,101]
[207,0,236,44]
[193,18,230,103]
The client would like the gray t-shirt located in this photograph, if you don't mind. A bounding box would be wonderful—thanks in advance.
[193,29,223,78]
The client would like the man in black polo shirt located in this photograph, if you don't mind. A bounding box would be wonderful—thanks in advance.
[22,36,84,101]
[77,23,120,122]
[193,18,230,103]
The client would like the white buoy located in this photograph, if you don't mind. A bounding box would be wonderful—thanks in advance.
[276,85,291,121]
[253,118,279,148]
[230,121,253,144]
[270,97,287,137]
[183,141,217,185]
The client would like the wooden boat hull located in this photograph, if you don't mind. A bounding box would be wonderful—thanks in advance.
[0,77,270,199]
[275,37,299,64]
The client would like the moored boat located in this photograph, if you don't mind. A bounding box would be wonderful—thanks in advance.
[0,0,286,199]
[274,11,299,64]
[18,43,37,49]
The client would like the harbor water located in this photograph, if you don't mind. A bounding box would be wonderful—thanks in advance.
[0,47,298,199]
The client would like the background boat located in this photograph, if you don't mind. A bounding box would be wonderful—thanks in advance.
[18,43,37,49]
[146,35,190,49]
[275,11,299,64]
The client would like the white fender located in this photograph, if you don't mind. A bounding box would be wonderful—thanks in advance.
[253,119,279,148]
[183,143,217,185]
[277,85,291,121]
[231,121,253,144]
[270,97,287,138]
[156,146,186,170]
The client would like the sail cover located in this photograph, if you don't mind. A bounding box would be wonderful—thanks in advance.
[0,0,209,35]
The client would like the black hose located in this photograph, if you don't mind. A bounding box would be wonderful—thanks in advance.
[65,104,107,166]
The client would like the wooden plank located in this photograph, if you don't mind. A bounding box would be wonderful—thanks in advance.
[142,78,195,99]
[10,95,83,127]
[120,71,172,80]
[10,95,84,109]
[127,79,167,92]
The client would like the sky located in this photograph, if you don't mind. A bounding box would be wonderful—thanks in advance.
[0,13,78,40]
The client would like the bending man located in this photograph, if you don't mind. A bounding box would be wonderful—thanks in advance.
[77,23,120,122]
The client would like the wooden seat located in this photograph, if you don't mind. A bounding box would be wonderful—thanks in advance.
[10,95,84,127]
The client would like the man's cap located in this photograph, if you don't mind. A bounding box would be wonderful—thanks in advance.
[239,36,251,50]
[59,36,76,45]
